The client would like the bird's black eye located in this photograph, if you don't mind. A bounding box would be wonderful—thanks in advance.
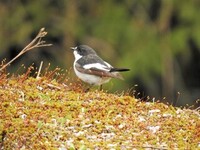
[77,47,81,53]
[77,47,85,55]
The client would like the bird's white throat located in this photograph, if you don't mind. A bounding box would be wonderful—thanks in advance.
[73,51,82,61]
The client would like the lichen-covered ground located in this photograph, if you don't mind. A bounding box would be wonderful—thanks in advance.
[0,73,199,149]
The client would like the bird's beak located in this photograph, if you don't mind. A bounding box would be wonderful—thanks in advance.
[70,47,76,51]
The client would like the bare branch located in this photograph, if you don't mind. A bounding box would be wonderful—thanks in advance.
[0,28,52,72]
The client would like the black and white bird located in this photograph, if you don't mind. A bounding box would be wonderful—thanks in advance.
[71,45,130,89]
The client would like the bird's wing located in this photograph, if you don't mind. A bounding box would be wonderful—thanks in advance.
[75,55,123,79]
[83,63,110,71]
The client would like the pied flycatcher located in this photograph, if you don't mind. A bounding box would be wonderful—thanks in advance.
[71,45,129,88]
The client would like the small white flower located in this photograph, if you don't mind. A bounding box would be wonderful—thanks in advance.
[163,113,172,117]
[74,131,85,136]
[20,114,27,119]
[118,123,125,129]
[82,124,93,128]
[147,126,160,133]
[101,132,115,139]
[138,116,146,122]
[105,125,115,130]
[37,86,43,91]
[148,109,161,116]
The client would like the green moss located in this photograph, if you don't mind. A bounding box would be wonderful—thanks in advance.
[0,74,199,149]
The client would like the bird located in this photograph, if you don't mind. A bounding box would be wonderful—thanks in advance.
[71,45,130,90]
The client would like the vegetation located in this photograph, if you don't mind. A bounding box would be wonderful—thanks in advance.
[0,0,200,105]
[0,67,199,149]
[0,28,51,72]
[0,2,200,148]
[0,29,199,149]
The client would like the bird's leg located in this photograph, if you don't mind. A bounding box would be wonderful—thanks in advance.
[84,87,90,92]
[99,85,103,91]
[84,84,93,92]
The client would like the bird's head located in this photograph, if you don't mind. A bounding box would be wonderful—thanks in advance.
[71,45,97,57]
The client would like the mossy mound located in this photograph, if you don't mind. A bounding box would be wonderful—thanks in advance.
[0,75,199,149]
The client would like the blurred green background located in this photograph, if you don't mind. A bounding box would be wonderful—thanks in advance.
[0,0,199,106]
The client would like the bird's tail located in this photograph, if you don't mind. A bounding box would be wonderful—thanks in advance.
[110,68,130,72]
[110,68,130,80]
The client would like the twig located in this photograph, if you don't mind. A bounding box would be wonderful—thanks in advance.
[0,28,52,72]
[36,61,43,79]
[195,106,200,111]
[46,83,61,90]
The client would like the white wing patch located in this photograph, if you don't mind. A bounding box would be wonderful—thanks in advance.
[83,63,111,71]
[104,61,113,68]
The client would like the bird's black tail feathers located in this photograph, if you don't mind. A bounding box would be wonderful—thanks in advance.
[110,68,130,72]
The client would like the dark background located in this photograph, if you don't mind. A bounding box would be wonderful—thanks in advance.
[0,0,199,107]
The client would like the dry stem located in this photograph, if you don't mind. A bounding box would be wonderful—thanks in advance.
[36,61,43,79]
[0,28,52,72]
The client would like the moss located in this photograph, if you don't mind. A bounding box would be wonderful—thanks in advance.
[0,72,199,149]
